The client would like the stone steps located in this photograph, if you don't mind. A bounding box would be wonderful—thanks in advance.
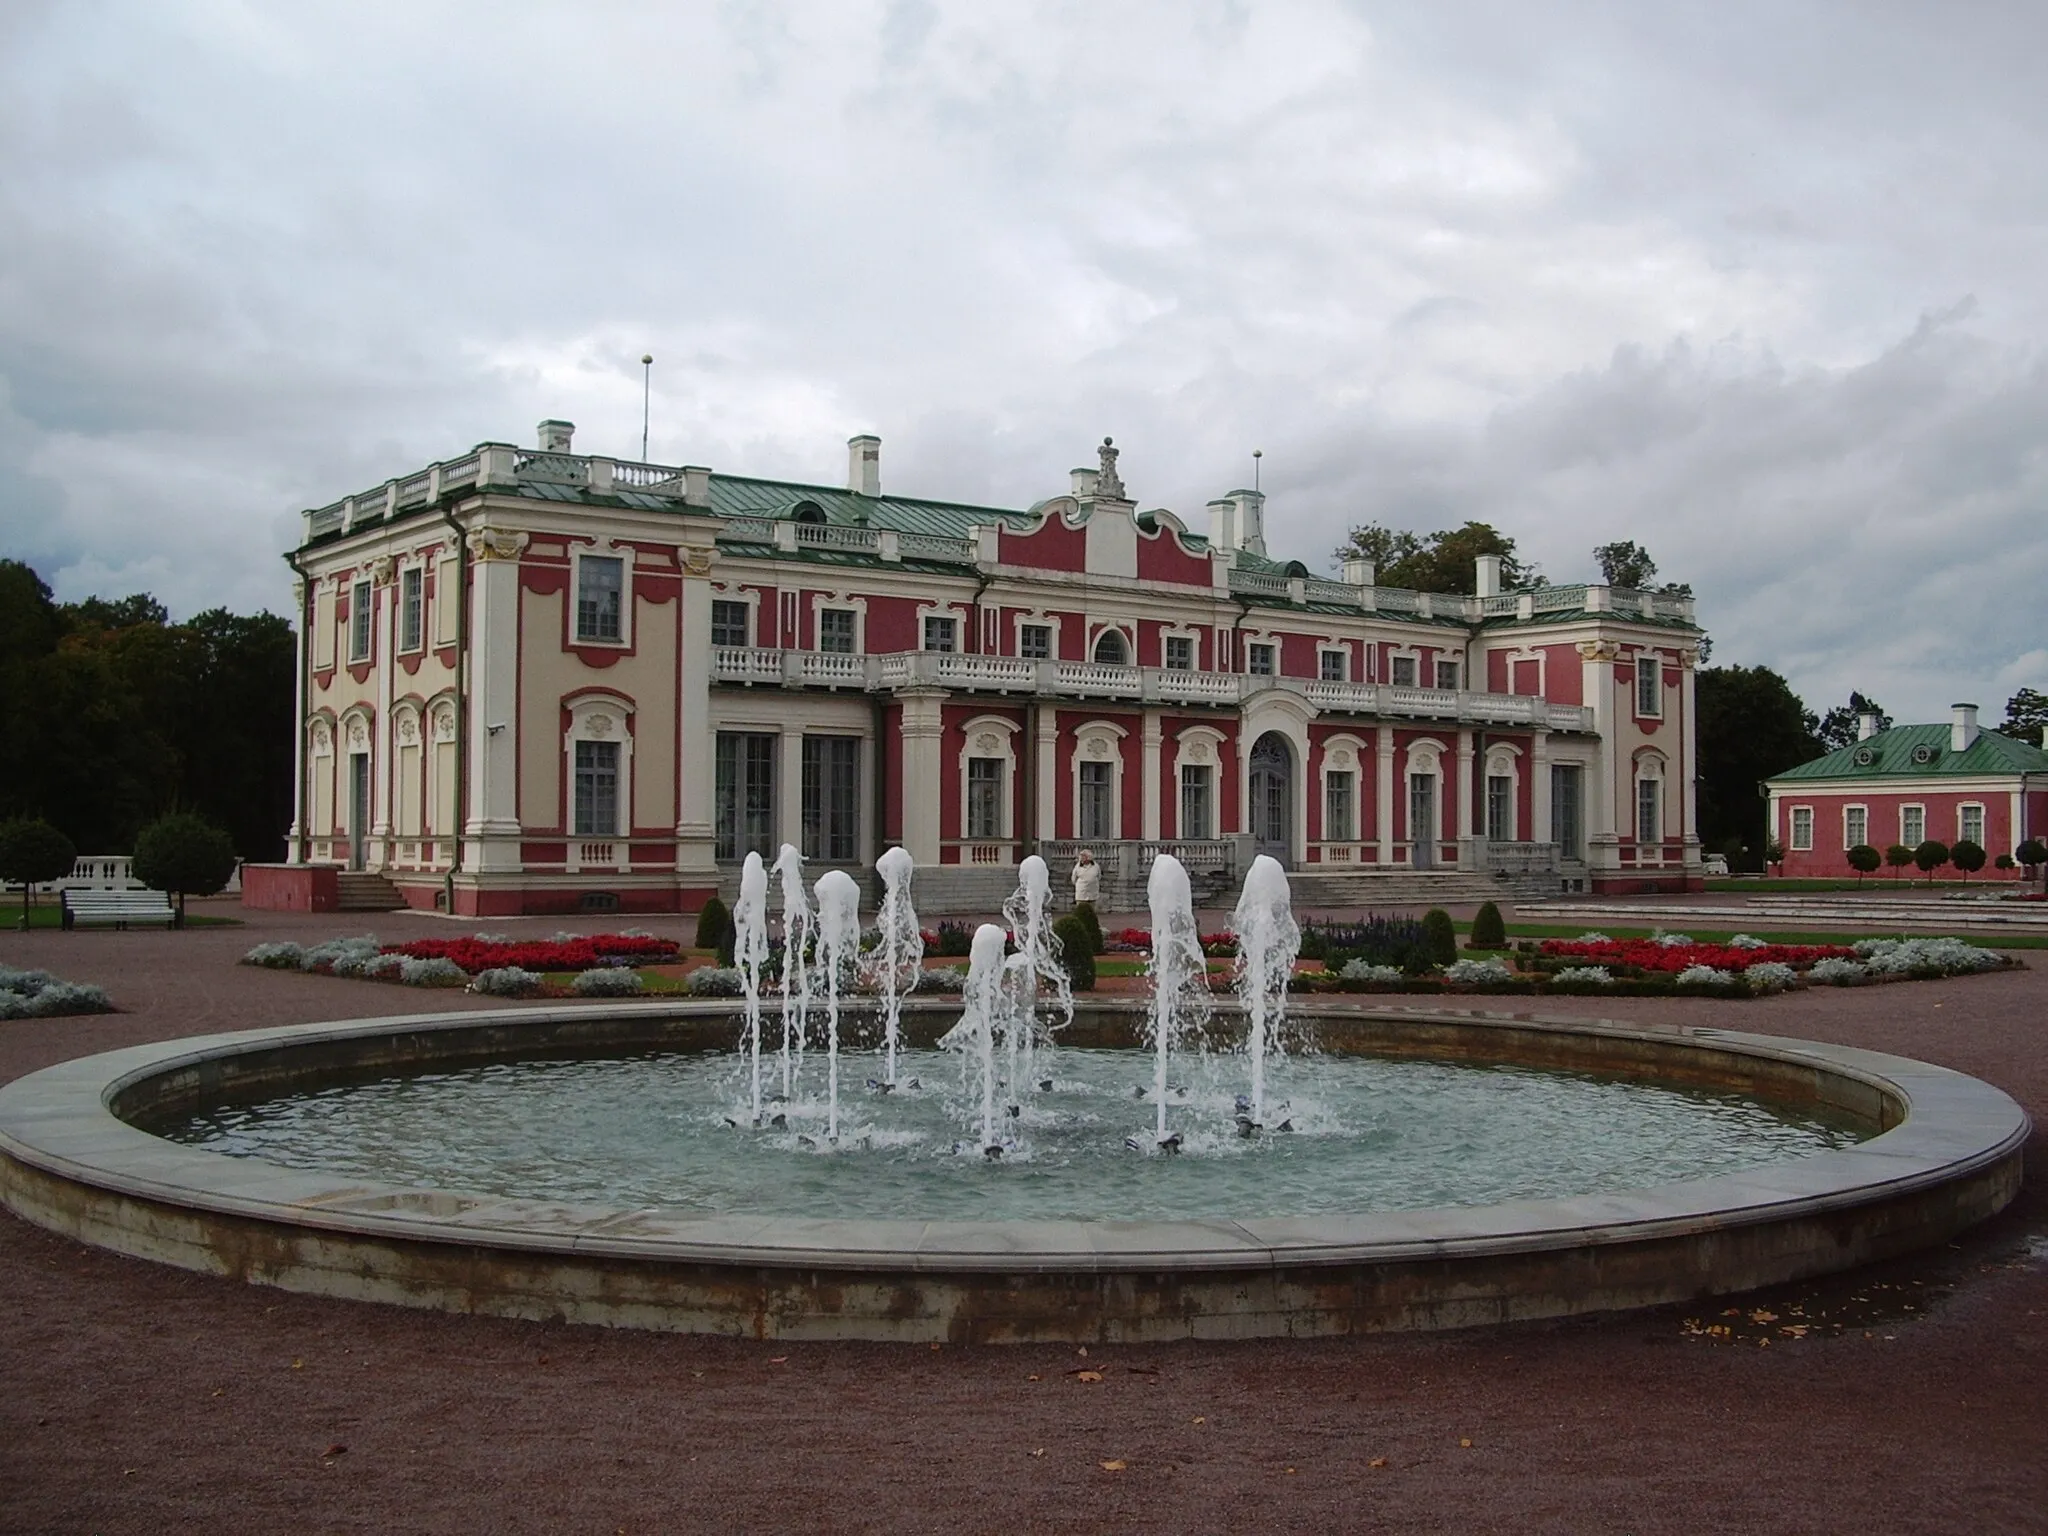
[336,872,405,911]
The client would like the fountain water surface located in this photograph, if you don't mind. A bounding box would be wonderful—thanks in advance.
[811,869,862,1141]
[732,852,771,1123]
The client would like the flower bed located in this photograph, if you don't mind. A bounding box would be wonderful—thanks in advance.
[389,933,679,974]
[0,964,113,1020]
[1535,937,1855,974]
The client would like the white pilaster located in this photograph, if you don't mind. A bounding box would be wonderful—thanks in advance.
[1035,709,1059,842]
[1678,650,1700,862]
[1531,728,1552,846]
[1375,725,1395,865]
[464,530,527,872]
[1141,711,1163,840]
[371,562,395,868]
[778,725,805,861]
[1455,728,1475,866]
[287,579,307,864]
[899,688,945,864]
[1579,641,1619,880]
[674,548,719,878]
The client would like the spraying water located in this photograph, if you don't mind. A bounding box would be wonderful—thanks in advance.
[1230,855,1301,1124]
[1000,855,1071,1097]
[866,846,923,1086]
[732,852,771,1123]
[812,869,862,1142]
[1145,854,1211,1146]
[772,844,812,1099]
[963,924,1009,1152]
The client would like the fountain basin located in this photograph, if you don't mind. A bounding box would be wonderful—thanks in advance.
[0,1001,2026,1343]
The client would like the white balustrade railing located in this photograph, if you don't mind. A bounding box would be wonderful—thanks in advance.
[1156,669,1238,703]
[896,532,978,562]
[718,516,777,542]
[711,646,785,683]
[793,522,879,553]
[1052,660,1142,697]
[1483,841,1560,873]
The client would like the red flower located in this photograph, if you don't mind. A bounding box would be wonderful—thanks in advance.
[1536,938,1853,974]
[387,932,680,975]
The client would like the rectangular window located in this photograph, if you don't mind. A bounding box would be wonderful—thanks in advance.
[1165,636,1194,671]
[1078,760,1114,839]
[1319,649,1346,681]
[1019,623,1051,660]
[1636,655,1662,717]
[966,758,1003,839]
[816,608,856,654]
[1552,764,1582,860]
[801,736,860,860]
[714,732,776,859]
[576,556,624,643]
[923,615,957,653]
[1390,655,1418,687]
[1901,805,1925,847]
[1790,806,1814,851]
[1246,643,1276,676]
[1179,764,1213,839]
[1637,778,1661,845]
[1959,804,1985,847]
[1324,771,1355,842]
[1436,660,1460,691]
[573,741,619,836]
[400,567,424,653]
[711,599,751,648]
[1844,805,1868,849]
[1487,774,1513,842]
[349,581,372,661]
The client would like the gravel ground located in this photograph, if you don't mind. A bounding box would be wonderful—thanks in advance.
[2,903,2044,1535]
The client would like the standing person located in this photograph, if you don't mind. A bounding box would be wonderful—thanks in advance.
[1070,848,1100,909]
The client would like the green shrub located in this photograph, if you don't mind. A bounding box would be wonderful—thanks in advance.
[1469,901,1506,949]
[2019,839,2048,881]
[1052,914,1096,991]
[1950,840,1986,879]
[1884,843,1915,880]
[1074,899,1104,955]
[935,920,974,957]
[694,895,733,960]
[1913,839,1950,883]
[0,818,76,929]
[131,812,237,925]
[1846,844,1881,883]
[1421,908,1457,969]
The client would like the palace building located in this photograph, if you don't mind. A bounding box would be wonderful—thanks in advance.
[244,422,1707,916]
[1765,706,2048,880]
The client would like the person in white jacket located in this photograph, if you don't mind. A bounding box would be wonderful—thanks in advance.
[1070,848,1101,908]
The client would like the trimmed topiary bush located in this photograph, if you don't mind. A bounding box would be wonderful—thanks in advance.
[694,896,733,959]
[0,818,76,929]
[571,967,647,996]
[1469,901,1506,950]
[1421,908,1457,969]
[471,966,543,997]
[1913,840,1950,884]
[1847,844,1881,883]
[1052,914,1096,992]
[131,812,238,925]
[398,955,467,986]
[1074,900,1104,955]
[1951,839,1987,880]
[685,966,744,997]
[1884,843,1915,881]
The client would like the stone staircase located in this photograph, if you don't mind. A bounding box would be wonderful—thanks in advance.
[1284,870,1505,910]
[336,871,405,911]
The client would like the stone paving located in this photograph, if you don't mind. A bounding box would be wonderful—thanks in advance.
[2,900,2044,1533]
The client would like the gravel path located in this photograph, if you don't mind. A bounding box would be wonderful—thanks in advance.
[2,905,2043,1534]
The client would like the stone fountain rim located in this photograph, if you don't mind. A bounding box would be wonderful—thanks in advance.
[0,999,2027,1276]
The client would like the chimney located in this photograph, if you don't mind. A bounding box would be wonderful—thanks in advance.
[537,419,575,453]
[1951,702,1980,753]
[847,435,881,496]
[1228,489,1266,556]
[1341,557,1374,586]
[1475,554,1503,598]
[1857,712,1881,741]
[1071,467,1100,498]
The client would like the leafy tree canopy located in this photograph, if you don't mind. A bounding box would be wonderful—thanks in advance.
[1810,691,1894,754]
[1695,665,1822,866]
[0,818,76,927]
[1994,687,2047,749]
[1332,521,1541,594]
[1592,540,1692,597]
[132,812,239,922]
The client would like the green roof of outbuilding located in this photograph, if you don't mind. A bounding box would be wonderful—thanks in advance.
[1770,723,2048,782]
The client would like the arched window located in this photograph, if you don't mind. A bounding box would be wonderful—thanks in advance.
[1092,628,1129,665]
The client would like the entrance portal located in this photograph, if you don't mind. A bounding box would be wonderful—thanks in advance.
[1248,733,1294,868]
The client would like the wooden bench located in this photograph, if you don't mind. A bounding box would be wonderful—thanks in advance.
[62,889,176,930]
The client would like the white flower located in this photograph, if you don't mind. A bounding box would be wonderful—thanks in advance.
[1340,959,1404,982]
[1744,962,1797,993]
[1551,965,1614,987]
[1807,957,1866,985]
[1445,958,1514,984]
[1728,934,1768,950]
[1675,964,1736,988]
[1653,932,1696,948]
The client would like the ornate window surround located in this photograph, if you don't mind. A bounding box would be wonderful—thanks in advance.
[1070,720,1129,839]
[958,713,1020,840]
[807,591,867,654]
[563,691,635,854]
[570,537,636,649]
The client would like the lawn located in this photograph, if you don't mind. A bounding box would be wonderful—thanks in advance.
[6,900,240,932]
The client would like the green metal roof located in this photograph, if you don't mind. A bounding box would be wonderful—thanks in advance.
[706,475,1040,537]
[1771,723,2048,782]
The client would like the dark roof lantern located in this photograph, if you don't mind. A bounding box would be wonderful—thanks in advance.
[790,499,828,525]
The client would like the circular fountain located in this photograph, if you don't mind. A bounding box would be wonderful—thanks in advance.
[0,853,2027,1343]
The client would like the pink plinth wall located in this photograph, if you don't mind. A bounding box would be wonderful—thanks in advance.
[241,865,339,913]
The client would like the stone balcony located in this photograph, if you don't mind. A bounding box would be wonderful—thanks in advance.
[710,647,1595,731]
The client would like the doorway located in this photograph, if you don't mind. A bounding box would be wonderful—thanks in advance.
[1408,772,1437,870]
[1248,732,1294,867]
[348,753,371,871]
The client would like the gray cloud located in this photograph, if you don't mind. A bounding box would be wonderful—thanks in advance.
[1,0,2043,717]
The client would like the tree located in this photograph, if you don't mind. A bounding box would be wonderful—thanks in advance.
[1421,908,1458,967]
[1950,839,1987,880]
[1847,844,1881,885]
[1593,541,1659,589]
[1052,915,1095,992]
[1913,840,1950,885]
[1764,838,1785,874]
[1331,521,1540,593]
[131,813,238,926]
[1994,688,2047,749]
[2018,839,2048,888]
[1695,666,1822,866]
[1995,853,2017,872]
[0,819,76,929]
[1811,691,1894,754]
[1885,843,1915,881]
[1470,901,1506,949]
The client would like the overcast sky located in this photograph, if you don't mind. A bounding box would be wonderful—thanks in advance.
[4,0,2044,721]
